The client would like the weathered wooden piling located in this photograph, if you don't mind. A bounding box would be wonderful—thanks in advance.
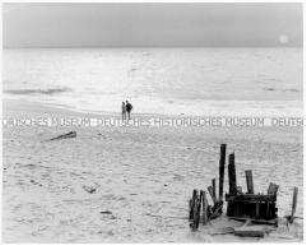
[219,144,227,201]
[200,190,208,224]
[194,197,201,229]
[212,178,217,201]
[203,191,209,224]
[189,189,198,220]
[289,187,298,223]
[245,170,254,194]
[228,153,237,195]
[200,190,204,222]
[189,189,201,230]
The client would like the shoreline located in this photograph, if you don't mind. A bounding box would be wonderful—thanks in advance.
[3,98,304,129]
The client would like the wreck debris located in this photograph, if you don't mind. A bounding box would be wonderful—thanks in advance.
[218,144,226,201]
[211,179,216,201]
[226,160,278,221]
[189,144,226,230]
[245,170,254,194]
[207,185,217,204]
[189,189,201,230]
[284,187,300,225]
[49,131,77,141]
[187,144,300,238]
[289,187,298,224]
[228,153,237,195]
[201,190,208,224]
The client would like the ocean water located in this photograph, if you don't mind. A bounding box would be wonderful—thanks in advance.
[3,48,303,116]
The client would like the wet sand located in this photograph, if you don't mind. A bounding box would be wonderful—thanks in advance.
[2,99,303,242]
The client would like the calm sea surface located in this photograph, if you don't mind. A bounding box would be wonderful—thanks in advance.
[3,48,302,116]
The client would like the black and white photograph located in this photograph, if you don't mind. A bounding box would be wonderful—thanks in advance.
[2,2,303,242]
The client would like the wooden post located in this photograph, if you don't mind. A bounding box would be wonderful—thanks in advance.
[190,189,201,231]
[245,170,254,194]
[212,178,217,201]
[200,190,208,225]
[219,144,227,201]
[189,199,193,220]
[289,187,298,223]
[208,186,217,204]
[200,190,204,223]
[194,197,201,229]
[228,153,237,195]
[189,189,198,220]
[202,191,208,224]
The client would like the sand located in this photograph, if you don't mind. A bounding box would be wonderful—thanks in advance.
[2,99,303,242]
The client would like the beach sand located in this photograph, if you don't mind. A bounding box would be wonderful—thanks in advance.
[2,99,303,242]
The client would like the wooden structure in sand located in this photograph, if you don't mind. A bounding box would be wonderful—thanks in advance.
[188,144,288,236]
[226,153,279,223]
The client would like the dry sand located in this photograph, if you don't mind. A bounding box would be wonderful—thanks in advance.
[2,99,303,242]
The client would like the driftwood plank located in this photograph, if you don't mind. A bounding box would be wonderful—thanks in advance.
[49,131,77,141]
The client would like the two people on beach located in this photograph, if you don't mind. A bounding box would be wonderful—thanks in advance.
[122,100,133,120]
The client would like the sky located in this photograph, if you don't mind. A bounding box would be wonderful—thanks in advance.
[3,3,303,48]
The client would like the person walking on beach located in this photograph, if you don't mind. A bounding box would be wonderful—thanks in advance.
[126,100,133,120]
[121,101,126,120]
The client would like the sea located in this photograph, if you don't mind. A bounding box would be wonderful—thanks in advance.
[3,48,303,117]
